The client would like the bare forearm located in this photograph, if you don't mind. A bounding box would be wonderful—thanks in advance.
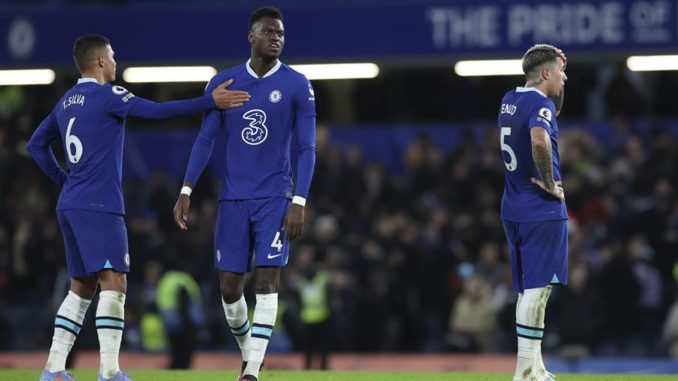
[532,142,555,189]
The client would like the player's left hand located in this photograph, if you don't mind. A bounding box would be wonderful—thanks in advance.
[211,78,251,110]
[173,194,191,230]
[531,177,565,202]
[283,203,305,240]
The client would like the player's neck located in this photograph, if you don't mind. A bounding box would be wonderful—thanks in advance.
[525,81,549,97]
[80,70,106,85]
[249,56,279,77]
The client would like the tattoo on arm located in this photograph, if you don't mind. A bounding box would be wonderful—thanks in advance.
[532,130,555,190]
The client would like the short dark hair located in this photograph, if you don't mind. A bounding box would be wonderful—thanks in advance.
[73,35,110,72]
[249,6,283,30]
[522,44,561,76]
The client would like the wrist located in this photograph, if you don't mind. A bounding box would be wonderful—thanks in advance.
[180,185,192,197]
[292,195,306,207]
[205,92,216,108]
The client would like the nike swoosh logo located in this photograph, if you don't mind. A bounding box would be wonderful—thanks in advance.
[267,253,283,259]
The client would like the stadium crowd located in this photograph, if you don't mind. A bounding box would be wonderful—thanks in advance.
[2,66,678,363]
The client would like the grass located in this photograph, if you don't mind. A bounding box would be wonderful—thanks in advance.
[2,370,678,381]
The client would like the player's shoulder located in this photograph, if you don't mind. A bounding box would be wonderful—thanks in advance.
[206,64,247,91]
[280,63,311,84]
[515,89,556,127]
[101,82,131,95]
[516,87,552,106]
[99,83,136,104]
[501,88,518,103]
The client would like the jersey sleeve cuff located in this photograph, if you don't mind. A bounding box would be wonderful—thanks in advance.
[292,196,306,207]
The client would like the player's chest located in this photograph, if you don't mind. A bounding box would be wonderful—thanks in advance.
[224,83,293,124]
[223,82,293,145]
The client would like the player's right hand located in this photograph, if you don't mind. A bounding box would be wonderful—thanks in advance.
[211,79,251,110]
[173,194,191,230]
[531,177,565,202]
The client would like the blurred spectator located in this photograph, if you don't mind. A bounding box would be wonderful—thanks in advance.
[663,263,678,358]
[156,262,204,369]
[549,262,602,362]
[604,63,647,119]
[595,241,643,356]
[289,245,333,370]
[446,275,496,353]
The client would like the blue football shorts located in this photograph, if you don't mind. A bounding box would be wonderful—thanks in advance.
[57,210,130,278]
[214,198,290,273]
[502,219,568,292]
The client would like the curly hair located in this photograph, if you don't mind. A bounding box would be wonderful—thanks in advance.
[249,6,283,31]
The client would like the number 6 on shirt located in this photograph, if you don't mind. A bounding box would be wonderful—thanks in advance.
[65,117,83,164]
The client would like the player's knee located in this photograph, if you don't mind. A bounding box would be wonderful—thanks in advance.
[98,269,127,293]
[254,267,280,294]
[71,276,98,299]
[219,274,244,303]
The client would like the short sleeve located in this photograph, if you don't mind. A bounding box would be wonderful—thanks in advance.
[528,99,556,134]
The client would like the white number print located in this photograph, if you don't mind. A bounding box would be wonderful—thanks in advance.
[241,109,268,145]
[500,127,517,171]
[65,117,83,164]
[270,231,283,252]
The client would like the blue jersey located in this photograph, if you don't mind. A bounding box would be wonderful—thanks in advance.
[185,60,316,200]
[27,78,215,214]
[498,87,568,222]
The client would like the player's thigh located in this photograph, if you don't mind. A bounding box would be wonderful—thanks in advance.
[64,210,130,275]
[502,219,524,292]
[518,220,568,289]
[214,200,252,273]
[57,211,90,278]
[251,198,290,268]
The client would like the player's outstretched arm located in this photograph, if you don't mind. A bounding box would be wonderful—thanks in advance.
[127,79,250,119]
[26,113,68,185]
[530,127,564,202]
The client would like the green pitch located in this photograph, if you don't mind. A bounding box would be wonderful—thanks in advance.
[2,370,677,381]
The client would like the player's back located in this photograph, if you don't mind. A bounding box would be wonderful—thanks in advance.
[498,87,567,222]
[53,80,132,214]
[206,61,315,200]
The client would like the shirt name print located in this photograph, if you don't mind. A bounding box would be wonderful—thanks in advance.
[63,94,85,110]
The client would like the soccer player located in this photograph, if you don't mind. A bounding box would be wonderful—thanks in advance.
[498,44,568,381]
[172,6,316,381]
[27,35,250,381]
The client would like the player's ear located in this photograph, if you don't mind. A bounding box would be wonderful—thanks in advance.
[248,31,254,45]
[540,67,550,82]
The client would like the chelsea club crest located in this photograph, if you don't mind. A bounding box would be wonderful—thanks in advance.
[269,90,282,103]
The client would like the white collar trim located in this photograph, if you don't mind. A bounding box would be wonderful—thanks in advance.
[516,86,546,98]
[246,59,282,79]
[77,77,98,84]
